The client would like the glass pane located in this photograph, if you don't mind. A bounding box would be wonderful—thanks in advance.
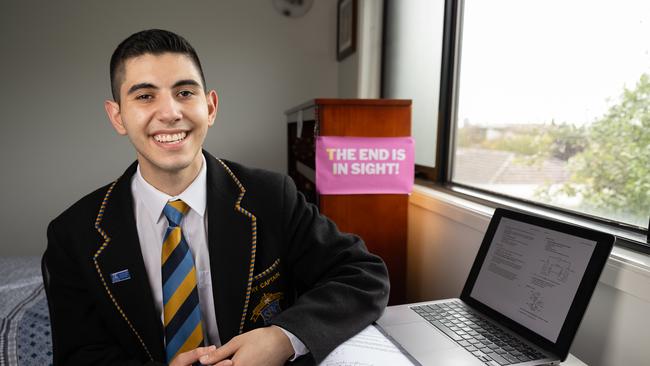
[384,0,445,167]
[453,0,650,229]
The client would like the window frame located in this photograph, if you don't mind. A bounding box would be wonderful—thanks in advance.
[412,0,650,253]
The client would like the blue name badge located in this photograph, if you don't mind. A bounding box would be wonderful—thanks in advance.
[110,269,131,284]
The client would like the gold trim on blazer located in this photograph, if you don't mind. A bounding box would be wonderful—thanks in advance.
[216,158,258,334]
[253,259,280,281]
[93,179,154,362]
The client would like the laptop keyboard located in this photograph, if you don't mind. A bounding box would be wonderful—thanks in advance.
[411,301,546,365]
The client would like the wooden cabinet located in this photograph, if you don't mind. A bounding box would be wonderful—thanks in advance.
[286,99,411,305]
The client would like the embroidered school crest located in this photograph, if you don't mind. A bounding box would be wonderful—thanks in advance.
[250,292,283,325]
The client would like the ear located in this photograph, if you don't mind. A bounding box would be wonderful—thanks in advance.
[104,100,128,135]
[206,90,218,127]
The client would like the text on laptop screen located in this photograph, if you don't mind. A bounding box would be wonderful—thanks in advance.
[470,217,597,342]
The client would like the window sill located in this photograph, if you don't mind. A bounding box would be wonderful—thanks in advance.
[410,183,650,303]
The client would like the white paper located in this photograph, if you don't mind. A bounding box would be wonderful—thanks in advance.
[320,325,415,366]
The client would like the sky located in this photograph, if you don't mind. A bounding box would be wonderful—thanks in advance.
[457,0,650,127]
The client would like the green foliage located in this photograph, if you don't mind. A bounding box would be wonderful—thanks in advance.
[542,123,588,161]
[457,126,486,148]
[458,123,586,163]
[482,127,544,157]
[562,74,650,220]
[517,123,588,168]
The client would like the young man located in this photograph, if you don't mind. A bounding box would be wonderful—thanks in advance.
[43,29,389,366]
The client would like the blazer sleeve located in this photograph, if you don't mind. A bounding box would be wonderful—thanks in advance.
[45,220,165,366]
[268,176,390,363]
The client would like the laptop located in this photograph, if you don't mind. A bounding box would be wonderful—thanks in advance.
[376,208,614,366]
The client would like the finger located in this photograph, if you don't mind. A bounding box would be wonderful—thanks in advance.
[171,347,211,366]
[171,350,196,365]
[212,360,233,366]
[200,342,237,365]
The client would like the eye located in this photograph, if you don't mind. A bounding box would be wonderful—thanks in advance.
[136,94,152,101]
[178,90,194,98]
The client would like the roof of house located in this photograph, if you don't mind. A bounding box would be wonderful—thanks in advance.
[453,148,570,185]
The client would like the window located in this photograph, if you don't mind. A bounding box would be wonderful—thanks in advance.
[439,0,650,240]
[383,0,445,168]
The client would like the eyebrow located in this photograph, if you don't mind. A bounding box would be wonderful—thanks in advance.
[126,79,202,95]
[172,79,202,89]
[127,82,157,95]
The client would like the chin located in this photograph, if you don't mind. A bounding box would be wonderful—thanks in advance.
[138,148,202,174]
[142,155,191,173]
[159,159,195,173]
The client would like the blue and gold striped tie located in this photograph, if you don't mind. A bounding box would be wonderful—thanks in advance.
[161,200,204,362]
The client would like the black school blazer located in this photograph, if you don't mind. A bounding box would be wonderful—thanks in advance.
[44,151,389,366]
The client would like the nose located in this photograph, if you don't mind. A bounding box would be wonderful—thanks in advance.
[156,92,182,123]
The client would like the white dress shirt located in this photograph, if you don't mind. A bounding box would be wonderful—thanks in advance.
[130,155,307,359]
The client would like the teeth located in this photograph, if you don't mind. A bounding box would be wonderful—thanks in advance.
[154,131,187,143]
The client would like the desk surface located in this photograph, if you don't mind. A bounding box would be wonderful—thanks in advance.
[321,325,587,365]
[562,354,587,366]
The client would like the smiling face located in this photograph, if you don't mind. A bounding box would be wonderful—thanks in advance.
[105,52,218,187]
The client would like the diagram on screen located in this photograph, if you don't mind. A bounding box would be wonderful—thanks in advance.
[527,290,544,313]
[540,256,572,283]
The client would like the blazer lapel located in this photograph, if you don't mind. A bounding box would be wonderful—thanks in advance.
[205,152,257,343]
[93,162,165,361]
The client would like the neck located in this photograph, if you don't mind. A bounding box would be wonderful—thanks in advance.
[138,155,203,197]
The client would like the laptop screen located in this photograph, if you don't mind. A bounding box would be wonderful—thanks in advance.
[469,216,597,343]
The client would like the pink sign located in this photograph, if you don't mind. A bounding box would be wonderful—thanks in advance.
[315,136,414,194]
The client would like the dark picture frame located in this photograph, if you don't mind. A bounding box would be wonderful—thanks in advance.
[337,0,357,61]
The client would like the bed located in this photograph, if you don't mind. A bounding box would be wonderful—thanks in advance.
[0,256,53,366]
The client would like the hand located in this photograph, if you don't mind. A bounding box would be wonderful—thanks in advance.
[198,326,295,366]
[169,346,216,366]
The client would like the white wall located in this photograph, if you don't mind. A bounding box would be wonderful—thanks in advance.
[337,0,383,98]
[408,186,650,366]
[0,0,339,256]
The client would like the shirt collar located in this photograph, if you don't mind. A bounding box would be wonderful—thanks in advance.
[134,154,208,223]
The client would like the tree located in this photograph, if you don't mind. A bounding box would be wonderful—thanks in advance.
[561,73,650,224]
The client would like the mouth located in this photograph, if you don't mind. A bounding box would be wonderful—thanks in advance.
[152,131,189,145]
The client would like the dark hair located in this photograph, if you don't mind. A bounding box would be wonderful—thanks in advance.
[109,29,206,103]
